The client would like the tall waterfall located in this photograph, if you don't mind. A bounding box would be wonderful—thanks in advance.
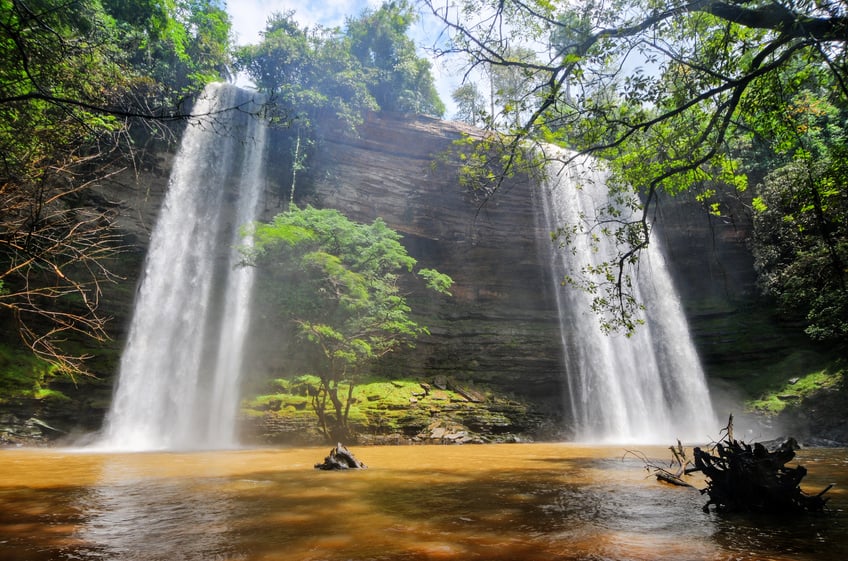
[540,150,717,443]
[100,83,267,451]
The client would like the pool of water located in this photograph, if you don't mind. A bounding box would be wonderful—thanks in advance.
[1,443,845,560]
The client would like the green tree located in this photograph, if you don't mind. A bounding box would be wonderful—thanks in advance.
[243,206,453,442]
[346,0,445,117]
[235,4,445,206]
[0,0,231,373]
[425,0,848,334]
[234,11,376,132]
[745,68,848,346]
[236,2,445,125]
[101,0,231,98]
[753,159,848,346]
[451,82,485,125]
[489,46,541,128]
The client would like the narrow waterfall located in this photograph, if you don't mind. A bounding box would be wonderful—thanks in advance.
[100,83,267,451]
[540,150,717,443]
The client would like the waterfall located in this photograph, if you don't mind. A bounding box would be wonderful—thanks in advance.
[100,83,267,451]
[540,150,717,443]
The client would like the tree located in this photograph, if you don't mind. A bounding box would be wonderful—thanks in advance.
[236,2,446,126]
[425,0,848,334]
[101,0,232,97]
[346,0,445,117]
[234,11,379,209]
[234,11,376,133]
[451,82,485,124]
[1,0,232,373]
[753,159,848,346]
[740,61,848,347]
[235,3,446,206]
[243,206,453,442]
[489,46,542,128]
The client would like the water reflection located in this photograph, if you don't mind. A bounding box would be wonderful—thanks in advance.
[0,445,846,561]
[74,458,241,560]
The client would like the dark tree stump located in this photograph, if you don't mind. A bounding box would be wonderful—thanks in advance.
[314,443,367,470]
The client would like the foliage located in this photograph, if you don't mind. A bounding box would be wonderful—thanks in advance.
[451,82,485,125]
[743,63,848,346]
[345,0,445,117]
[102,0,232,98]
[0,343,62,403]
[752,159,848,344]
[425,0,848,335]
[242,206,453,442]
[0,0,231,374]
[234,11,377,133]
[235,1,445,133]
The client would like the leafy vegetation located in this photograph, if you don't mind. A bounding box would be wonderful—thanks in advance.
[0,343,63,403]
[234,1,445,208]
[236,1,444,126]
[746,66,848,347]
[1,0,232,373]
[242,206,453,442]
[345,0,444,117]
[747,362,844,416]
[429,0,848,346]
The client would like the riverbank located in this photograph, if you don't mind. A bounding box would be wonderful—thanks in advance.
[2,340,846,448]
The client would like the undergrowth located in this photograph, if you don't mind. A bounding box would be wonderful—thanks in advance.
[0,343,66,403]
[746,359,844,415]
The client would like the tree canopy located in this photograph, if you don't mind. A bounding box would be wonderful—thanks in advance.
[0,0,232,372]
[243,206,452,441]
[429,0,848,345]
[235,0,445,134]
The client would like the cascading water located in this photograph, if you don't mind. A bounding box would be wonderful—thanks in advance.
[99,83,267,451]
[540,149,718,443]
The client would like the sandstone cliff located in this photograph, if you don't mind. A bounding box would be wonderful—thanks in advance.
[1,110,831,444]
[250,113,566,413]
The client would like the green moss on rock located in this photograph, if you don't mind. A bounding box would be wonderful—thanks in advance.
[240,374,549,444]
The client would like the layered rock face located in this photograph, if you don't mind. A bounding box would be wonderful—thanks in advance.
[4,109,816,443]
[248,113,567,417]
[651,190,819,398]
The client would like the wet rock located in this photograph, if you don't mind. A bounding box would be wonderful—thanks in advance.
[432,376,448,390]
[315,443,367,470]
[0,415,54,446]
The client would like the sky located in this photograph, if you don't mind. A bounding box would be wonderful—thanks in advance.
[226,0,461,116]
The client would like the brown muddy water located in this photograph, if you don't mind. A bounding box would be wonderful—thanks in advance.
[0,443,846,560]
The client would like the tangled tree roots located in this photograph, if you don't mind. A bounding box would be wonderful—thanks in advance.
[634,416,833,514]
[693,418,831,513]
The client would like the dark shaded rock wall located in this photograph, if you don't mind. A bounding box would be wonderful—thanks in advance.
[247,113,567,415]
[650,188,821,405]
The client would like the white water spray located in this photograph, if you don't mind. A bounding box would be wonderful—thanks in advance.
[540,150,717,443]
[100,83,267,451]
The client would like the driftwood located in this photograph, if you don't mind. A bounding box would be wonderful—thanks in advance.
[691,416,832,513]
[626,440,697,489]
[314,443,367,470]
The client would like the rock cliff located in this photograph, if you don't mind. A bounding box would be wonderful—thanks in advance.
[2,109,831,444]
[246,113,567,439]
